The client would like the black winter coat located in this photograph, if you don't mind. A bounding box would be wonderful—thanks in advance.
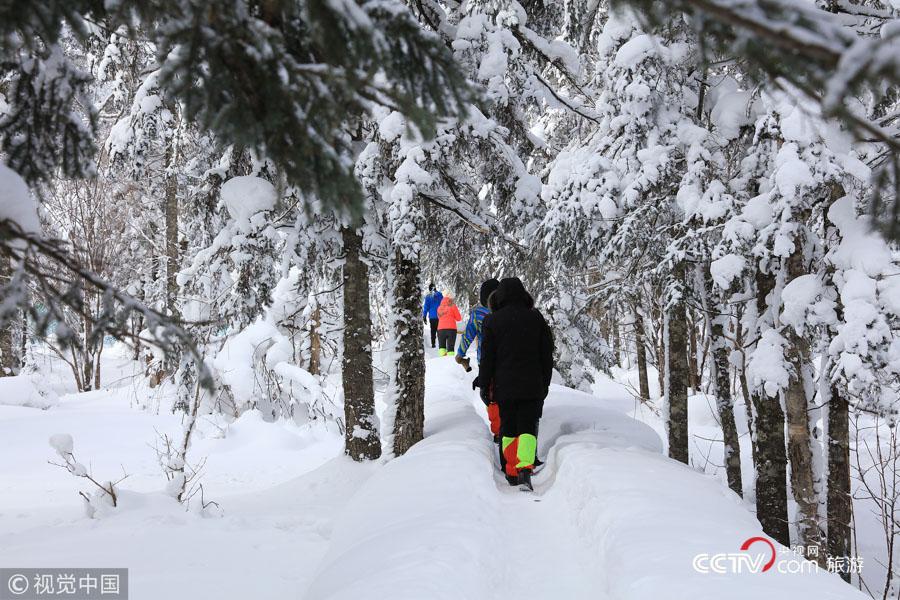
[479,278,554,405]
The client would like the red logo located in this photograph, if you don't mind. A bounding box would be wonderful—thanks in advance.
[740,536,777,572]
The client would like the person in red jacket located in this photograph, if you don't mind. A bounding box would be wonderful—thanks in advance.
[436,294,462,357]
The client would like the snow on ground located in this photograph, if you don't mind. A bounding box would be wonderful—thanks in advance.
[307,357,862,600]
[601,363,890,594]
[0,345,866,599]
[0,373,58,409]
[0,351,358,599]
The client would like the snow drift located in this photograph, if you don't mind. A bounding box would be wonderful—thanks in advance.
[304,357,865,600]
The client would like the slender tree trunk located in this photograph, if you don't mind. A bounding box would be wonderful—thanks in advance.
[634,309,650,401]
[132,312,144,362]
[391,247,426,457]
[711,311,743,496]
[752,269,790,546]
[0,257,18,376]
[653,298,665,396]
[612,309,622,367]
[735,302,759,470]
[667,266,690,465]
[82,311,94,392]
[18,309,26,368]
[739,368,757,465]
[827,377,852,581]
[688,311,699,391]
[702,264,743,496]
[341,226,381,461]
[824,184,852,579]
[309,303,321,376]
[93,332,103,390]
[784,240,824,558]
[164,152,180,319]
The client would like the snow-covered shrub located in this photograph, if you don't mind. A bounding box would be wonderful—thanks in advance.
[0,372,58,409]
[542,288,614,392]
[211,319,341,427]
[49,433,120,518]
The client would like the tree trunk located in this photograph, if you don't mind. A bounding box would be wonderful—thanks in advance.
[827,379,852,581]
[653,298,665,397]
[783,241,824,558]
[341,226,381,461]
[824,183,852,579]
[164,156,180,319]
[735,302,759,470]
[688,311,699,391]
[666,267,690,465]
[309,303,322,376]
[0,257,19,376]
[93,336,103,391]
[81,310,94,392]
[612,309,622,367]
[18,309,26,368]
[702,264,743,496]
[752,269,790,546]
[712,311,743,496]
[391,247,426,457]
[634,309,651,401]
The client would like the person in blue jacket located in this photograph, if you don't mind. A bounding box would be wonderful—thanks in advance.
[456,278,499,367]
[422,283,443,348]
[456,278,501,438]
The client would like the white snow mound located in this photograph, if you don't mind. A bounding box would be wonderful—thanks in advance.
[221,175,277,222]
[0,374,59,409]
[304,358,862,600]
[0,162,40,235]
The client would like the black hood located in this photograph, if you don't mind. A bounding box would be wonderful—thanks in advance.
[491,277,534,310]
[479,278,500,307]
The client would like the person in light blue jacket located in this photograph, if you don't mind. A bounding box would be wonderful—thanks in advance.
[422,283,443,348]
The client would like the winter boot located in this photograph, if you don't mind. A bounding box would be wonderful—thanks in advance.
[447,351,456,357]
[438,348,447,357]
[517,469,533,491]
[506,474,518,486]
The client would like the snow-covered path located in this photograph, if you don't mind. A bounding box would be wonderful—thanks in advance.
[490,477,607,600]
[0,348,869,600]
[304,355,866,600]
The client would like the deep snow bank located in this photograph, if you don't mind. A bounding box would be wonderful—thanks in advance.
[305,358,865,600]
[0,384,358,600]
[304,360,504,600]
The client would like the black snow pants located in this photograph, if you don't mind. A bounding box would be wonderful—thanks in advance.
[428,317,439,347]
[436,329,457,354]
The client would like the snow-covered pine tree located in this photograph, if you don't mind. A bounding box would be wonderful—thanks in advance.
[542,7,693,454]
[0,0,475,368]
[609,1,899,238]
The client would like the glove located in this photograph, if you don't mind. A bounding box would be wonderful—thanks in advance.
[471,376,480,390]
[479,385,491,406]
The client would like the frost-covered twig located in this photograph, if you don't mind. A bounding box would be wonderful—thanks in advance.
[48,433,122,513]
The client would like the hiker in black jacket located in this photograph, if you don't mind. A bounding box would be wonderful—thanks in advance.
[478,277,553,489]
